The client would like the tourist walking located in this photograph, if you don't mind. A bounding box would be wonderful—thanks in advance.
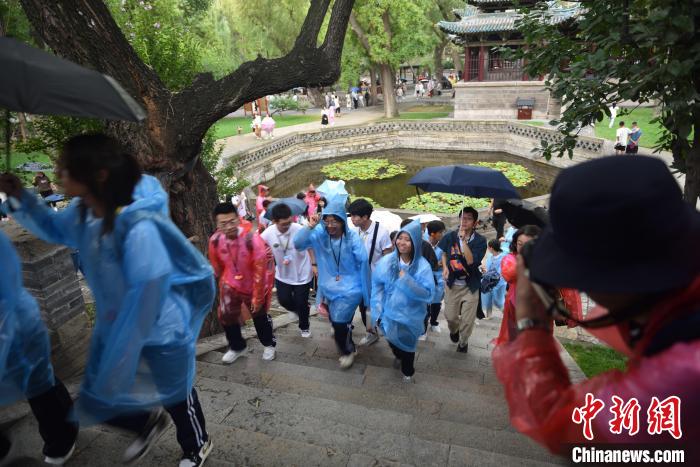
[438,207,487,353]
[303,184,321,217]
[231,189,249,220]
[370,220,435,383]
[625,121,643,154]
[480,239,507,320]
[615,121,630,155]
[333,94,341,117]
[261,113,275,139]
[255,184,270,223]
[209,202,277,364]
[607,103,618,128]
[348,198,393,346]
[261,203,315,338]
[351,89,358,109]
[321,106,329,127]
[252,112,262,140]
[0,231,78,465]
[328,100,336,126]
[293,194,370,369]
[425,220,446,333]
[0,134,215,466]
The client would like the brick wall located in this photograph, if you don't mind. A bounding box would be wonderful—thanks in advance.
[2,222,90,379]
[453,81,561,121]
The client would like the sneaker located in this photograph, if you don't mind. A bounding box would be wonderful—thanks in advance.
[338,352,355,369]
[300,329,312,338]
[457,344,469,353]
[45,443,76,465]
[221,349,244,364]
[449,332,459,343]
[359,332,379,346]
[122,409,169,464]
[402,375,413,383]
[418,333,427,342]
[179,439,213,467]
[262,346,276,361]
[430,324,441,333]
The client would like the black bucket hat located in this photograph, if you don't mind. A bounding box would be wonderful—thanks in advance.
[530,156,700,293]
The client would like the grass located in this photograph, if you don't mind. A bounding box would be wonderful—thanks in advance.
[404,104,453,113]
[212,114,319,140]
[593,107,662,149]
[522,121,546,126]
[6,150,54,185]
[563,342,628,378]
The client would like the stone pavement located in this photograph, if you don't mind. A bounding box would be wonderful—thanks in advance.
[3,305,583,466]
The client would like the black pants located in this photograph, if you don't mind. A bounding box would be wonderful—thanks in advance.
[106,388,207,454]
[275,279,311,331]
[389,342,415,377]
[224,313,276,351]
[23,379,78,458]
[423,302,442,332]
[331,321,355,355]
[493,213,506,239]
[358,300,369,327]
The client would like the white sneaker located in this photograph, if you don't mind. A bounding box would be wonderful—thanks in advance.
[430,325,442,333]
[338,352,355,369]
[222,349,244,364]
[44,443,76,465]
[359,332,379,346]
[262,346,276,361]
[179,438,213,467]
[418,333,427,342]
[402,375,414,383]
[300,330,312,338]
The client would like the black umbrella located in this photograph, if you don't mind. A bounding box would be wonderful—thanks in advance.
[501,198,549,228]
[408,165,520,199]
[1,37,147,170]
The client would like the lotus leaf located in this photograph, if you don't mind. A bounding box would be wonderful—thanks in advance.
[474,162,534,187]
[400,193,490,213]
[321,158,406,181]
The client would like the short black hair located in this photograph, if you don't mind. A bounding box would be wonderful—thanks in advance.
[619,121,625,126]
[389,230,398,242]
[632,121,637,125]
[271,202,292,221]
[262,199,272,208]
[296,192,305,200]
[347,198,373,218]
[459,206,479,221]
[427,220,446,235]
[488,238,502,252]
[511,225,542,254]
[400,218,412,228]
[213,202,237,218]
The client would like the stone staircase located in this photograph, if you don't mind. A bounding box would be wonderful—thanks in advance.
[3,309,581,466]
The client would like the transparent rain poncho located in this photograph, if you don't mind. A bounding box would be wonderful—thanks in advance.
[293,194,370,323]
[3,175,215,423]
[0,231,56,405]
[370,220,435,352]
[431,243,445,304]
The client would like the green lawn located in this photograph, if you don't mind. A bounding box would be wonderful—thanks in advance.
[563,342,628,378]
[403,104,453,113]
[594,107,662,149]
[522,121,546,126]
[212,114,319,140]
[6,151,54,185]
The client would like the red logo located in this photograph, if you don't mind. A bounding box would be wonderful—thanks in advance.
[572,393,605,440]
[609,396,641,436]
[647,396,682,439]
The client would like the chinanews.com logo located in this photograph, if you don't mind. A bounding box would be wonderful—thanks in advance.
[568,393,687,464]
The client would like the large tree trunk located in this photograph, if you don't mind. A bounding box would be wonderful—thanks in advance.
[379,64,398,118]
[434,43,446,82]
[450,45,462,75]
[306,86,326,107]
[368,65,378,106]
[21,0,355,251]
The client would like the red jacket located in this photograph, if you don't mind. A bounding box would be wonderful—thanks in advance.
[492,276,700,460]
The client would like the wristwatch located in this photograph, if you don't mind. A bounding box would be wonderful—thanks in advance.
[517,318,549,332]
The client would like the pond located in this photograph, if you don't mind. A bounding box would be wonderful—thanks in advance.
[266,149,558,209]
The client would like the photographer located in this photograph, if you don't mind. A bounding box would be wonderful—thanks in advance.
[493,156,699,456]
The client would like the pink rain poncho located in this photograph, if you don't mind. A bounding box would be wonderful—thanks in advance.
[0,231,55,404]
[293,194,370,323]
[370,220,434,352]
[3,175,215,423]
[492,276,700,461]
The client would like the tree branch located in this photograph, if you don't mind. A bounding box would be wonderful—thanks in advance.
[349,12,372,55]
[293,0,331,49]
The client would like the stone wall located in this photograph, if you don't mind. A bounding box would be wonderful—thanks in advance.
[225,120,605,187]
[1,222,90,379]
[453,81,561,121]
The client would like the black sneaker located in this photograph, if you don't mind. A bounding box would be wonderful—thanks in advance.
[456,344,469,353]
[179,439,213,467]
[449,332,459,343]
[122,408,170,464]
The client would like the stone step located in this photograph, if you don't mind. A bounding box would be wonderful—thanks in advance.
[190,375,560,465]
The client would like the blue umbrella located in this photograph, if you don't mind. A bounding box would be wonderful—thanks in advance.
[350,87,360,92]
[407,165,520,199]
[316,179,348,198]
[264,197,309,220]
[43,194,65,203]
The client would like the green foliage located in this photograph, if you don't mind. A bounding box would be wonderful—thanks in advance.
[214,164,250,200]
[474,162,534,187]
[321,158,407,181]
[212,114,319,139]
[14,116,105,160]
[0,0,32,42]
[511,0,699,192]
[269,97,301,115]
[400,193,490,213]
[348,194,382,208]
[563,342,627,378]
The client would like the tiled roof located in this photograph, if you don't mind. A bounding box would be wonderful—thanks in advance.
[452,6,479,19]
[439,4,580,35]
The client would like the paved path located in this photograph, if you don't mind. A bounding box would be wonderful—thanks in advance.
[3,305,582,466]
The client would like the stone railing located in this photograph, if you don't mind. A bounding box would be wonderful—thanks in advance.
[224,120,607,185]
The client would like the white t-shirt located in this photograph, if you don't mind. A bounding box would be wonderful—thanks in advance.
[261,223,313,285]
[616,127,630,145]
[354,220,393,271]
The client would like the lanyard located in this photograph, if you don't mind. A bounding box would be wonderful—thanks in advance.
[275,230,291,254]
[329,235,343,279]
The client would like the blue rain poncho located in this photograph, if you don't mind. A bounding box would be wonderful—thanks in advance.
[294,194,370,323]
[3,175,215,422]
[431,243,445,304]
[370,220,435,352]
[0,231,56,405]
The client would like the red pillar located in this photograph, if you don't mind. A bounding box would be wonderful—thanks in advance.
[478,45,485,81]
[464,46,471,81]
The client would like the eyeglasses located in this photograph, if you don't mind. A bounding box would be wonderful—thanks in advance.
[217,218,239,229]
[323,218,341,227]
